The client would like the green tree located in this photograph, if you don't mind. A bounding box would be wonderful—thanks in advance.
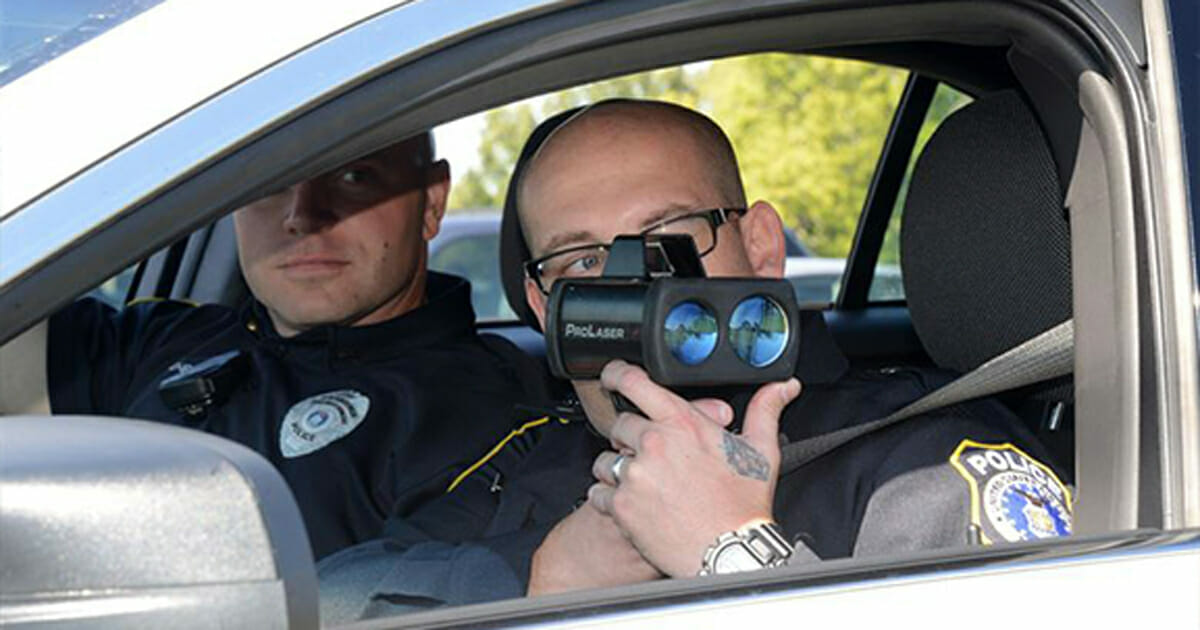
[540,65,700,113]
[447,67,701,211]
[447,103,537,210]
[700,54,907,257]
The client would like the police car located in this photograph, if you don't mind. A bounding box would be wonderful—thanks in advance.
[0,0,1197,628]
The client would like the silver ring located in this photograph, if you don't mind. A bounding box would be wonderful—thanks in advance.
[611,453,630,486]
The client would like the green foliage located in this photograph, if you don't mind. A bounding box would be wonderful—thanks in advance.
[448,55,970,264]
[541,65,701,112]
[447,104,537,210]
[702,54,906,257]
[447,67,700,211]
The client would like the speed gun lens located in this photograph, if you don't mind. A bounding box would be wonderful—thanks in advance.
[663,301,718,365]
[729,295,789,367]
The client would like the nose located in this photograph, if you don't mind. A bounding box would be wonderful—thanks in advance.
[281,181,336,235]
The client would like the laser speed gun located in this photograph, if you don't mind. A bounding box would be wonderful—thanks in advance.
[544,234,800,387]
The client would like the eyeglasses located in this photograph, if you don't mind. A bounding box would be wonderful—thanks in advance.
[525,207,747,295]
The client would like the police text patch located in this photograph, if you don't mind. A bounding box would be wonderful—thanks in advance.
[949,440,1072,544]
[280,390,370,458]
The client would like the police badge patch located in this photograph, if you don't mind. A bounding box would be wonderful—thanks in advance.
[280,390,370,458]
[949,440,1072,544]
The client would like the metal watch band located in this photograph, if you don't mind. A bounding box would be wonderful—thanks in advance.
[699,520,794,576]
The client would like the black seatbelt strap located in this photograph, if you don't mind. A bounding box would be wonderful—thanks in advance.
[778,319,1074,475]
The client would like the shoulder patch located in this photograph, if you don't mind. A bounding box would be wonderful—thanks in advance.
[948,440,1072,544]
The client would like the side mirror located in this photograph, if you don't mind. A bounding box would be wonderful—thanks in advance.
[0,416,317,628]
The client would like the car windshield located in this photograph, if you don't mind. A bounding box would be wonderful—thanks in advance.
[0,0,163,88]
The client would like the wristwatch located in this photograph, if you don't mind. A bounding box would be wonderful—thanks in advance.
[698,520,794,576]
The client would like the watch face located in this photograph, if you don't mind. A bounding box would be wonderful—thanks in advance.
[713,542,764,574]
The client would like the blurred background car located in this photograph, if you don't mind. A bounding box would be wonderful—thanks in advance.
[429,210,516,321]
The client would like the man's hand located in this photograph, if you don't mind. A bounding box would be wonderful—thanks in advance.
[527,503,663,596]
[588,360,801,577]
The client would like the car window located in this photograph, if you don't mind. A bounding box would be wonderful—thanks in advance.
[870,82,973,302]
[437,53,913,310]
[428,227,516,321]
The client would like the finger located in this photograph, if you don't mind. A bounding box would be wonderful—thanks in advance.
[608,412,654,454]
[690,398,734,428]
[741,378,802,461]
[600,360,693,426]
[593,451,622,485]
[588,482,616,516]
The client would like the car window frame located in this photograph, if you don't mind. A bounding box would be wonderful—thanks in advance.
[837,73,938,310]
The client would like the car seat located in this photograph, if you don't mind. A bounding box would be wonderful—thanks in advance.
[900,89,1074,474]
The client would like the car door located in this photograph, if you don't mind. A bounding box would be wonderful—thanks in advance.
[1,0,1196,627]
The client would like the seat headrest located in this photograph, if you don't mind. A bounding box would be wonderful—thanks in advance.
[500,107,586,332]
[901,90,1071,374]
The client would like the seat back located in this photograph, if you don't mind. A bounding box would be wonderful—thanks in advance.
[900,89,1074,469]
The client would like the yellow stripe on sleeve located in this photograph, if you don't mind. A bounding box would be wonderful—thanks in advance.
[446,416,568,493]
[125,296,200,308]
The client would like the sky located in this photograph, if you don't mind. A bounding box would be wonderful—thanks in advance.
[433,111,487,174]
[433,92,549,174]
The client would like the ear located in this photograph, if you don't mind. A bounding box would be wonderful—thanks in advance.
[524,277,548,330]
[739,200,787,279]
[231,208,250,268]
[421,159,451,241]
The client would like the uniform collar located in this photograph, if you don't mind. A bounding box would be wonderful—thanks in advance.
[243,271,477,361]
[794,309,849,385]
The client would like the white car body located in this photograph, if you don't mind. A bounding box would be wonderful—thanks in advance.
[0,0,1196,627]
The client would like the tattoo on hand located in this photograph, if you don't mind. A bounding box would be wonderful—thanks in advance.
[722,432,769,481]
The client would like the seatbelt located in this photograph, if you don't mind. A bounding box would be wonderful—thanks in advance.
[778,319,1074,475]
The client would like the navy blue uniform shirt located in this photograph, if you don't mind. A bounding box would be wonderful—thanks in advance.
[391,309,1070,584]
[48,272,546,559]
